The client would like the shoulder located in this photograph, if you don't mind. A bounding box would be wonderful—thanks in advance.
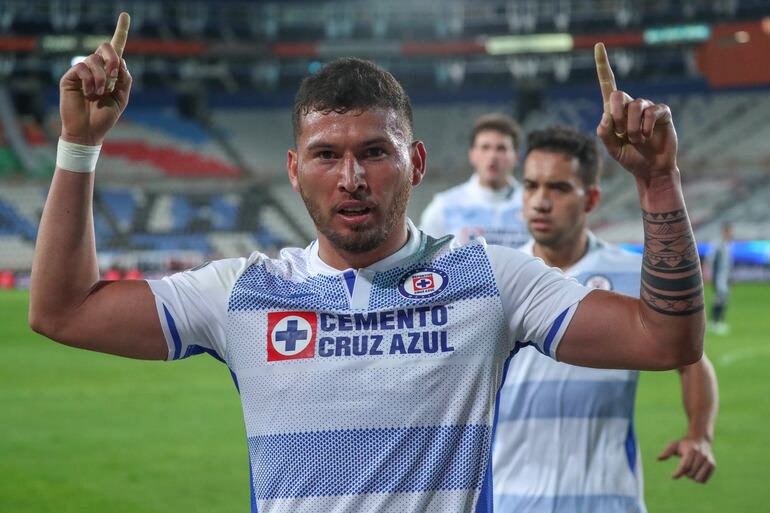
[234,245,316,283]
[577,242,641,295]
[592,240,642,271]
[162,253,262,292]
[177,245,315,288]
[429,179,475,206]
[484,243,552,279]
[417,235,507,274]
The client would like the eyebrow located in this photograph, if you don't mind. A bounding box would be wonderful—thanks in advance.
[524,179,574,187]
[306,142,335,152]
[305,137,392,152]
[360,137,391,146]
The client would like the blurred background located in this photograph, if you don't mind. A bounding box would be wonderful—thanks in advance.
[1,2,769,512]
[1,0,769,285]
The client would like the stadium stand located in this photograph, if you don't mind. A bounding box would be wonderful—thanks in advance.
[2,80,769,279]
[0,103,302,273]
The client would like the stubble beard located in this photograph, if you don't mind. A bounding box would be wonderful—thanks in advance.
[298,174,412,254]
[530,230,561,249]
[530,219,585,254]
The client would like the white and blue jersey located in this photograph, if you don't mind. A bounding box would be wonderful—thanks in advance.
[148,220,590,513]
[493,235,647,513]
[420,175,529,248]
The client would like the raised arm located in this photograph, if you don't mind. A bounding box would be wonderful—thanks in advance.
[29,13,167,360]
[557,43,705,370]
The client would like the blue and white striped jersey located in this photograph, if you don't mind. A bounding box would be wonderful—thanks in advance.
[493,235,647,513]
[420,175,529,248]
[148,220,589,513]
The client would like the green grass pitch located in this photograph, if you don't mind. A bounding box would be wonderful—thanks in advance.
[2,284,769,512]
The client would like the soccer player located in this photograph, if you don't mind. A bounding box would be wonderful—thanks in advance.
[493,126,718,513]
[419,113,529,247]
[708,222,733,334]
[29,15,705,512]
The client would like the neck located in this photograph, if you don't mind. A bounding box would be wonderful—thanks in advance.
[316,221,410,270]
[533,230,590,271]
[478,174,512,192]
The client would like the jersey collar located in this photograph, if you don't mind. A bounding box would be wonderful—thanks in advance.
[467,174,519,202]
[522,231,605,275]
[307,219,425,275]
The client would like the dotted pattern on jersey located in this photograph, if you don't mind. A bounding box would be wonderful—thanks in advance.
[368,242,498,310]
[214,238,513,512]
[259,488,478,513]
[237,351,498,435]
[228,258,348,312]
[248,424,490,500]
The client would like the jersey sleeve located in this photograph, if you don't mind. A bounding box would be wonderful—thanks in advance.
[146,257,251,362]
[419,196,448,238]
[487,245,592,360]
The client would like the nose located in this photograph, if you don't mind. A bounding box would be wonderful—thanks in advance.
[338,154,367,193]
[531,188,552,213]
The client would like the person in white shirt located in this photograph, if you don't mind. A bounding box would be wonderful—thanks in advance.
[28,15,705,512]
[493,126,718,513]
[420,113,529,247]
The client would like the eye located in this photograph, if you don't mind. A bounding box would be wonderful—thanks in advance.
[364,147,386,159]
[523,181,537,190]
[316,150,336,160]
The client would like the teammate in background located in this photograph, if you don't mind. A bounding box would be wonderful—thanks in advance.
[29,14,705,512]
[419,113,529,247]
[708,222,733,335]
[493,126,718,513]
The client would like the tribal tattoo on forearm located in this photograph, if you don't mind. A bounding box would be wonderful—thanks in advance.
[640,209,704,316]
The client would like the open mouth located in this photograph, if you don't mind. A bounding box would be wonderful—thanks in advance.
[336,202,374,223]
[338,206,371,216]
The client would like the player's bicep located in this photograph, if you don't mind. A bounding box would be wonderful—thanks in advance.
[145,257,250,362]
[489,245,589,356]
[57,280,168,360]
[556,289,672,370]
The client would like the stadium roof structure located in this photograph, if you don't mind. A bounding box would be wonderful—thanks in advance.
[1,0,770,91]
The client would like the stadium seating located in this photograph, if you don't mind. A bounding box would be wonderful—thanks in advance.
[2,85,769,276]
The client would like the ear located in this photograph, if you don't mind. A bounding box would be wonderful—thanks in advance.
[410,141,427,186]
[585,185,601,213]
[287,149,300,192]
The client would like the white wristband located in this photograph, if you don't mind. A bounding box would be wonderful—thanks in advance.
[56,138,102,173]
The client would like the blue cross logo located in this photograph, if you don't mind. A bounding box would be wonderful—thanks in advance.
[415,278,432,289]
[274,319,308,352]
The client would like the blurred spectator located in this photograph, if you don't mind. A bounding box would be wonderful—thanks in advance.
[708,223,734,335]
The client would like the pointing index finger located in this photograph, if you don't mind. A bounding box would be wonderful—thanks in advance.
[594,42,616,114]
[111,12,131,58]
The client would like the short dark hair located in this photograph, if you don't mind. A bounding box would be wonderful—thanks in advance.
[525,125,602,187]
[470,113,522,151]
[292,57,413,141]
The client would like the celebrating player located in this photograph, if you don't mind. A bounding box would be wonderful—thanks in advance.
[420,113,529,247]
[492,125,718,513]
[29,14,705,512]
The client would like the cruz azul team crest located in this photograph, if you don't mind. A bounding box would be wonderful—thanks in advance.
[584,274,613,291]
[267,311,317,362]
[398,267,449,299]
